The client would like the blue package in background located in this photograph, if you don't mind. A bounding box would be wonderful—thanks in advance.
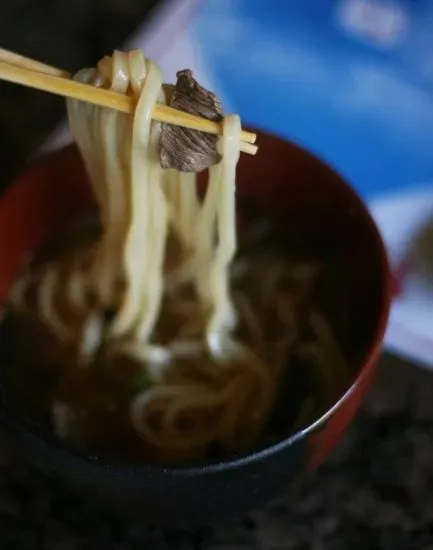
[190,0,433,200]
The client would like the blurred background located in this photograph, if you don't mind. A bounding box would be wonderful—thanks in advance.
[0,0,160,188]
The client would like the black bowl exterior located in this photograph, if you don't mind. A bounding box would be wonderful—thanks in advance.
[0,406,307,526]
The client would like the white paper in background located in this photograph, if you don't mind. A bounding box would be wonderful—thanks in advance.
[35,0,433,370]
[371,187,433,367]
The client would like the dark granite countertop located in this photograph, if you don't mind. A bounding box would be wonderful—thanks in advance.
[1,2,433,548]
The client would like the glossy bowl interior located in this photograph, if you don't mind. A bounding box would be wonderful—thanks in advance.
[0,131,390,527]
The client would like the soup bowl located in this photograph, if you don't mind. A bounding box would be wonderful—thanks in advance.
[0,131,390,527]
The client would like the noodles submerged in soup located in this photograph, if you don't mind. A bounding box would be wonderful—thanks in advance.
[4,50,351,463]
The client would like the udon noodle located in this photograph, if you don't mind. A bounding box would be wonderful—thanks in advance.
[5,50,351,462]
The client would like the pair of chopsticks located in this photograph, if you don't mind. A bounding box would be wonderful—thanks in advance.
[0,48,257,155]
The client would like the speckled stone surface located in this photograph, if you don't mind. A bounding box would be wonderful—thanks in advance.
[0,355,432,549]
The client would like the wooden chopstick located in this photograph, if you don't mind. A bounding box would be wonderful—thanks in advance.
[0,48,69,78]
[0,49,257,155]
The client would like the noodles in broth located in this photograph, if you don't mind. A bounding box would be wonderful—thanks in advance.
[5,50,351,463]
